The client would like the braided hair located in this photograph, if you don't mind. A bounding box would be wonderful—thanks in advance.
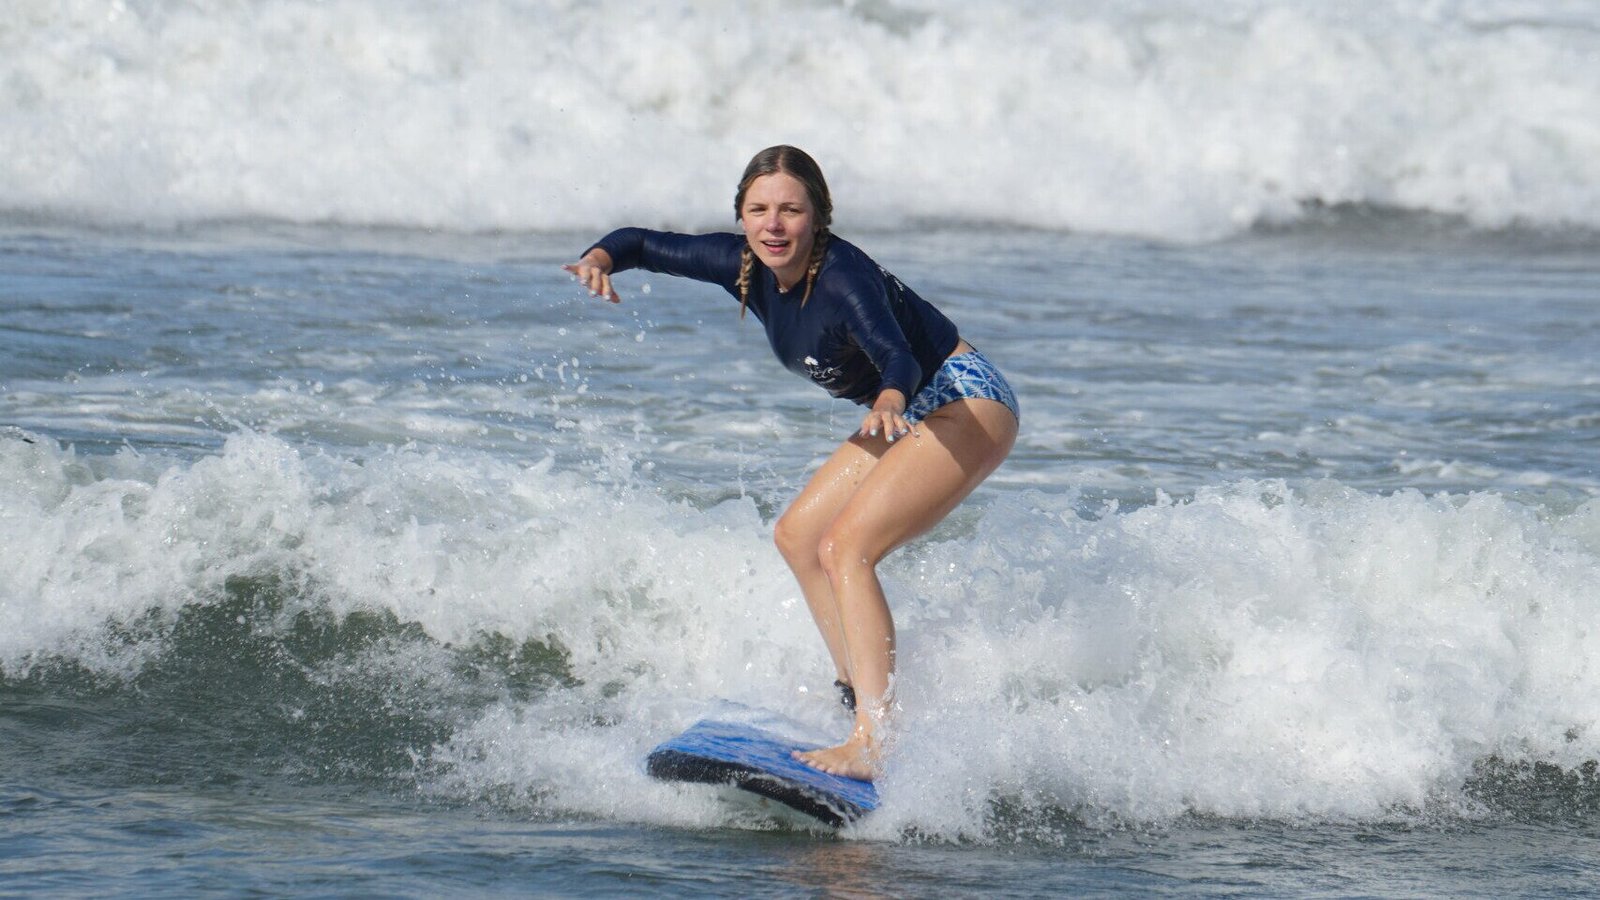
[733,145,834,319]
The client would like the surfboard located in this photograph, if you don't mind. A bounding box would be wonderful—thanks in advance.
[646,718,878,826]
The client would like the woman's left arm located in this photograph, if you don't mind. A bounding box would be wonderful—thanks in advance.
[835,275,923,443]
[859,388,914,442]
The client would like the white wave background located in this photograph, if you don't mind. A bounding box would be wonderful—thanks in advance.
[3,0,1599,239]
[6,431,1600,832]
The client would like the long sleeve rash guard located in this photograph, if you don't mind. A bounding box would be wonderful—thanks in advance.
[588,228,960,406]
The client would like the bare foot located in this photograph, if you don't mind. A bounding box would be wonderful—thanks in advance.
[794,730,879,782]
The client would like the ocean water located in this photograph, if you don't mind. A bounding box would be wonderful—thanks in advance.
[5,0,1600,896]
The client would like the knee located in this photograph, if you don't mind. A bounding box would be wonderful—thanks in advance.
[773,510,817,566]
[816,524,872,583]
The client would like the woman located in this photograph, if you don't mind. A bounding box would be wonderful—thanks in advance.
[565,146,1018,781]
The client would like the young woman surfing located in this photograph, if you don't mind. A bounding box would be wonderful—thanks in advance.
[565,145,1018,781]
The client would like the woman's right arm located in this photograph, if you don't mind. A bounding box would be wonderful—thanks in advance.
[564,229,744,304]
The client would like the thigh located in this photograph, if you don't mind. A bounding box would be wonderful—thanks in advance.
[826,398,1017,562]
[777,433,887,548]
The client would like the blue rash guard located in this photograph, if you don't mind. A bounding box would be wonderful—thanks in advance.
[587,228,961,406]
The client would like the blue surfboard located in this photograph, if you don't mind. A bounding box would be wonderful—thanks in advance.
[646,719,878,826]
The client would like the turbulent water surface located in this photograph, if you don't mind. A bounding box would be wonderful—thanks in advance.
[4,220,1599,895]
[5,0,1600,895]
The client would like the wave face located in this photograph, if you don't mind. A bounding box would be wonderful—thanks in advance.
[3,0,1599,239]
[6,431,1600,835]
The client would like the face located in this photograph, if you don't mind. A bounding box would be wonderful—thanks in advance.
[738,172,817,288]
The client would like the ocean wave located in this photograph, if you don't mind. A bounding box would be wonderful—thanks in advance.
[3,0,1598,240]
[5,430,1600,832]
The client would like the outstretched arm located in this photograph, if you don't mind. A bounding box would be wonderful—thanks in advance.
[565,229,746,306]
[562,248,621,303]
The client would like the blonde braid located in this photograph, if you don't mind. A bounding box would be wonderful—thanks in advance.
[736,244,755,319]
[799,229,829,307]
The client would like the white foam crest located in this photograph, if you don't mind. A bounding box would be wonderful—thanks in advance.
[863,483,1600,832]
[7,431,1599,828]
[3,0,1598,240]
[0,431,333,669]
[0,429,809,678]
[436,478,1600,832]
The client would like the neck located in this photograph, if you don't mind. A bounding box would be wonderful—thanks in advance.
[772,264,805,294]
[774,232,824,294]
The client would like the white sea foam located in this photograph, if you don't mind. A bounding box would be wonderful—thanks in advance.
[3,0,1598,240]
[5,431,1598,830]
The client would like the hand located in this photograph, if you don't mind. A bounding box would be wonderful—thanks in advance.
[858,389,916,444]
[562,250,620,303]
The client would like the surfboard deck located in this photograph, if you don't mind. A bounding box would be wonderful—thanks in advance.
[646,718,878,827]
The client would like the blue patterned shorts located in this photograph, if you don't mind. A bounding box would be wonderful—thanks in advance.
[903,348,1020,426]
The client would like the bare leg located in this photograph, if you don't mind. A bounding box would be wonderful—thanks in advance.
[773,437,886,686]
[794,398,1017,780]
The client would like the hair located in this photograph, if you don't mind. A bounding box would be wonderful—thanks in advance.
[733,145,833,318]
